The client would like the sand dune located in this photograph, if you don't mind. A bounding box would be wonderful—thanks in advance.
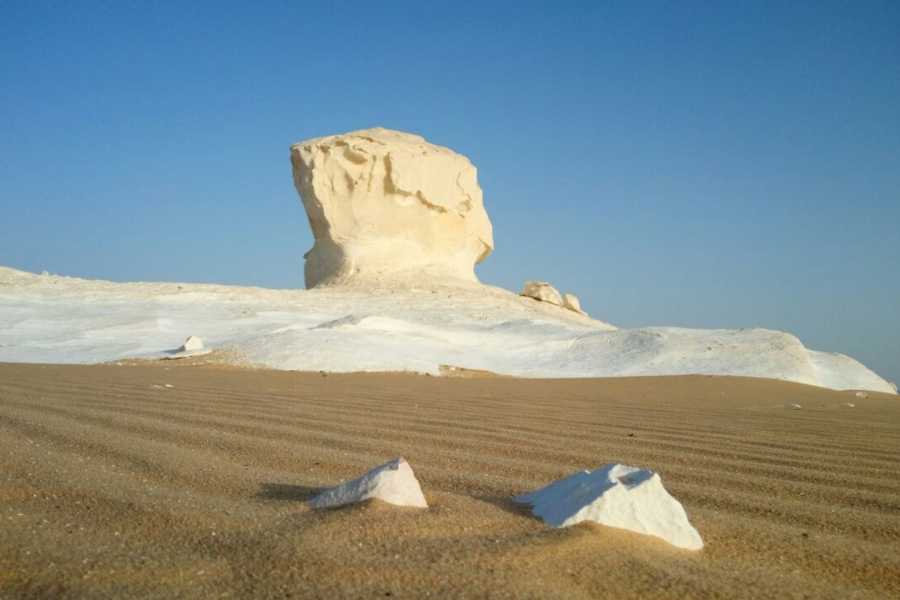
[1,363,898,598]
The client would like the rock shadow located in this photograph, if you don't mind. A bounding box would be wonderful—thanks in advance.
[476,494,536,520]
[257,483,322,502]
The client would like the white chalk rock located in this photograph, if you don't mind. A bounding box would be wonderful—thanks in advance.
[514,463,703,550]
[309,458,428,509]
[291,128,494,288]
[181,336,204,352]
[562,293,587,315]
[521,281,563,306]
[164,335,211,359]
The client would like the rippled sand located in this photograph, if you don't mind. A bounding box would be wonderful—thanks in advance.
[1,363,898,598]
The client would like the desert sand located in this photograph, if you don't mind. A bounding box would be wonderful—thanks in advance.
[1,363,899,599]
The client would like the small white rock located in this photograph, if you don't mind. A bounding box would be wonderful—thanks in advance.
[854,391,868,399]
[514,463,703,550]
[790,403,802,409]
[521,281,563,306]
[309,458,428,509]
[562,293,588,316]
[181,336,204,352]
[164,335,211,359]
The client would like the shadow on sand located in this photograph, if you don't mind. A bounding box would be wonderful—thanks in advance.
[257,483,322,502]
[476,494,537,520]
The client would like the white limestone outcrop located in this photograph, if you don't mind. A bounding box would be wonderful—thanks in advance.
[523,282,590,316]
[1,266,894,394]
[309,458,428,509]
[521,281,563,306]
[514,463,704,550]
[291,128,494,288]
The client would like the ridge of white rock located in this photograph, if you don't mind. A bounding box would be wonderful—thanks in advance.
[514,463,704,550]
[309,458,428,509]
[0,266,894,393]
[291,128,494,288]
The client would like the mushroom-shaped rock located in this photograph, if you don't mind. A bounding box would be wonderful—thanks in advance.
[309,458,428,509]
[291,128,494,288]
[521,281,563,306]
[514,463,703,550]
[562,293,587,316]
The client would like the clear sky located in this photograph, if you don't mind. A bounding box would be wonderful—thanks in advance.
[2,1,898,384]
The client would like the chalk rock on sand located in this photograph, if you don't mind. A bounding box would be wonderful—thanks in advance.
[291,128,494,288]
[521,281,564,306]
[309,458,428,509]
[514,463,703,550]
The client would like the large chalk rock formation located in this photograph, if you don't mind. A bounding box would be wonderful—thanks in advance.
[291,128,494,288]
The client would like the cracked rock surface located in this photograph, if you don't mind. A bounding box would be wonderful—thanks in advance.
[291,128,494,288]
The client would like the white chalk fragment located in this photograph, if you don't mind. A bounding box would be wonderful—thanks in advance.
[309,458,428,509]
[164,335,211,359]
[855,391,868,399]
[844,402,856,408]
[182,336,204,352]
[514,463,703,550]
[790,403,802,409]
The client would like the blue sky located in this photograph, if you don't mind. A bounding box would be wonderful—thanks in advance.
[2,1,898,383]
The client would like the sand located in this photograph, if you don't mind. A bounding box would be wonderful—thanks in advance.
[1,363,898,599]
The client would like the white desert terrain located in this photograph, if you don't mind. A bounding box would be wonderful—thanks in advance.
[1,128,898,599]
[0,128,894,393]
[0,264,893,393]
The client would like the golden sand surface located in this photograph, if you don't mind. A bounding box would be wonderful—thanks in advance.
[1,363,898,599]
